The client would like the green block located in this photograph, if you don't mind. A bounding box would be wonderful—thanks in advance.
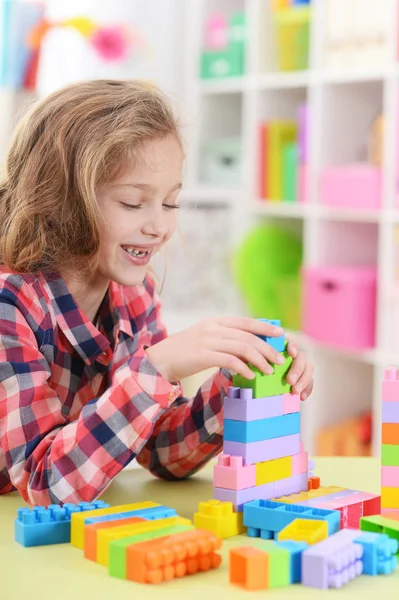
[253,541,290,588]
[233,348,293,398]
[360,515,399,556]
[108,524,193,579]
[282,142,298,202]
[381,444,399,466]
[200,47,244,79]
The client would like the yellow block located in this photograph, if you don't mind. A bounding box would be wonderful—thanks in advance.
[256,456,292,486]
[273,486,346,504]
[70,501,159,549]
[382,487,399,509]
[97,516,191,566]
[193,499,246,539]
[277,518,328,545]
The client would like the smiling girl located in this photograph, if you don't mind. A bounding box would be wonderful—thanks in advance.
[0,80,313,506]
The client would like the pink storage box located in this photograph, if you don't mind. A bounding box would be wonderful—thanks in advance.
[302,266,377,350]
[320,165,382,209]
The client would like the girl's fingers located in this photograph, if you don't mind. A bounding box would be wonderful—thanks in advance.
[218,316,284,338]
[208,339,274,375]
[287,349,307,386]
[291,362,314,397]
[210,351,256,380]
[218,328,285,367]
[300,378,314,401]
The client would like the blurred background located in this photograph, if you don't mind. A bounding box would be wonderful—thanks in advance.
[0,0,397,457]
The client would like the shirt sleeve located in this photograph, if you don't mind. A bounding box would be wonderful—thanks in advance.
[135,290,232,480]
[0,281,182,506]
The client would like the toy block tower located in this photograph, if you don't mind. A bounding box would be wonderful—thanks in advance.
[381,367,399,514]
[214,320,309,512]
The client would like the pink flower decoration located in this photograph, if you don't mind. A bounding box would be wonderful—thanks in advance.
[90,26,129,61]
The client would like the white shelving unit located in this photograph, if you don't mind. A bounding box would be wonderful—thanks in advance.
[180,0,399,456]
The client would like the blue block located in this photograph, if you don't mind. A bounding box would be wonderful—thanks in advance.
[84,505,177,526]
[354,532,398,575]
[224,412,300,443]
[274,540,308,583]
[257,318,285,352]
[14,500,109,547]
[243,499,340,539]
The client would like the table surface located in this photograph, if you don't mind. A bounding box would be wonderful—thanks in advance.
[1,457,398,600]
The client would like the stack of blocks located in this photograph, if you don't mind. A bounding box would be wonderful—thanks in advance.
[214,320,309,514]
[381,367,399,515]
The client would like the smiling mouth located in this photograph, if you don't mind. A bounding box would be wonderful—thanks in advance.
[121,246,153,258]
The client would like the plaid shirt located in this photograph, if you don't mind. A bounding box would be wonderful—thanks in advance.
[0,269,231,506]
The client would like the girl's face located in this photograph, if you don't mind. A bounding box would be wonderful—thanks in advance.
[95,135,183,287]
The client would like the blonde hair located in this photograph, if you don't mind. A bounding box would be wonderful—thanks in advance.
[0,79,181,276]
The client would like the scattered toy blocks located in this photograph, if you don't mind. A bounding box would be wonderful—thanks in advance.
[84,517,146,561]
[15,500,109,547]
[301,529,364,589]
[252,541,291,588]
[277,518,328,545]
[125,529,222,584]
[83,505,177,526]
[360,515,399,554]
[274,540,308,583]
[354,531,398,575]
[70,501,159,549]
[193,499,246,538]
[214,454,256,490]
[243,499,340,539]
[229,547,269,590]
[308,475,320,490]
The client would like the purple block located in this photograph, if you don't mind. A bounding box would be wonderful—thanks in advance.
[302,529,364,589]
[288,488,360,507]
[382,401,399,423]
[223,434,300,465]
[224,391,284,422]
[273,473,308,498]
[298,103,308,164]
[213,481,275,512]
[308,460,316,471]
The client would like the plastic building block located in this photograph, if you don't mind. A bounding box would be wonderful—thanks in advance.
[71,501,159,549]
[381,510,399,521]
[224,412,300,443]
[297,490,381,529]
[224,387,284,421]
[273,486,347,505]
[382,402,399,423]
[382,423,399,444]
[382,444,399,466]
[109,524,194,579]
[257,318,285,352]
[224,433,301,465]
[256,455,292,486]
[291,450,308,477]
[301,529,364,589]
[243,499,340,539]
[360,515,399,554]
[354,531,398,575]
[381,487,399,509]
[274,540,308,583]
[125,529,222,583]
[277,518,328,545]
[382,367,399,402]
[193,499,246,538]
[308,475,320,490]
[251,541,291,588]
[382,466,399,487]
[15,500,109,547]
[283,393,301,414]
[84,517,146,561]
[273,473,308,498]
[214,454,256,490]
[229,547,269,590]
[97,516,191,567]
[83,505,176,526]
[232,347,293,398]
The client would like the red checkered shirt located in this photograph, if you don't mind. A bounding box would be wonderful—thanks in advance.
[0,269,231,506]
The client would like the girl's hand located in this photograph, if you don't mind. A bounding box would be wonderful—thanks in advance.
[285,333,314,401]
[145,317,286,383]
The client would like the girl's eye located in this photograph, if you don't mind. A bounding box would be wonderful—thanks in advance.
[163,203,180,210]
[120,202,141,210]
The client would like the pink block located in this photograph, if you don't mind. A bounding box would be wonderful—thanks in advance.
[382,465,399,487]
[303,266,377,350]
[283,393,301,414]
[291,451,308,475]
[383,367,399,402]
[313,491,377,510]
[213,454,256,491]
[320,165,382,209]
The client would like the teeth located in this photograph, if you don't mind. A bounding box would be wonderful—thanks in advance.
[123,247,150,257]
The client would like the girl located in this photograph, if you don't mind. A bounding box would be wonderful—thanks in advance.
[0,80,313,506]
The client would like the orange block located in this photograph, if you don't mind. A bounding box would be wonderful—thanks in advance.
[126,529,222,584]
[308,476,320,490]
[84,517,145,561]
[229,547,269,590]
[382,423,399,445]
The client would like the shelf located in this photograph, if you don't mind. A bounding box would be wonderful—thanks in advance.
[181,186,242,204]
[252,201,384,223]
[198,77,247,94]
[314,206,383,223]
[251,200,308,219]
[253,71,310,90]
